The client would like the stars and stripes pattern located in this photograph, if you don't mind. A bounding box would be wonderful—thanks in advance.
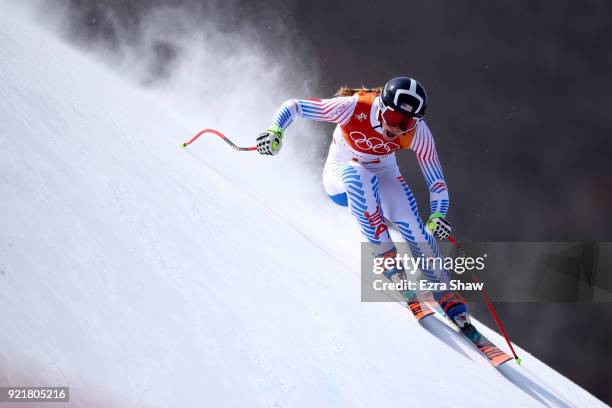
[394,175,444,283]
[271,97,358,130]
[332,165,390,245]
[410,121,450,216]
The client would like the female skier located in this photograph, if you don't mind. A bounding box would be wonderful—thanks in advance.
[256,77,470,330]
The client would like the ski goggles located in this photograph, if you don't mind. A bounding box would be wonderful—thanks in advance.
[380,102,423,132]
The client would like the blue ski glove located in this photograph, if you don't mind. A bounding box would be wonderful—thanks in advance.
[426,212,452,240]
[256,125,284,155]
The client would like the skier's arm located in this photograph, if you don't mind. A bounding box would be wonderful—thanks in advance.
[257,96,357,155]
[270,97,358,131]
[410,121,450,217]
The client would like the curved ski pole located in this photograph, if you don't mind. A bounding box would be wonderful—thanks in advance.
[447,235,522,364]
[181,128,257,152]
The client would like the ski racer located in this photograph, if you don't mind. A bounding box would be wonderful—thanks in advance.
[256,77,470,330]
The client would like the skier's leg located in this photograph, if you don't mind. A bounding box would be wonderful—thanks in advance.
[322,140,349,207]
[324,159,418,301]
[374,159,470,328]
[322,156,395,255]
[373,159,441,278]
[323,166,348,207]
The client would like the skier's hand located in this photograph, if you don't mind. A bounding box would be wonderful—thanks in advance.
[426,212,452,240]
[256,126,284,156]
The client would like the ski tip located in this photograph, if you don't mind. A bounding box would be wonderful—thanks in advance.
[515,357,522,365]
[181,143,187,148]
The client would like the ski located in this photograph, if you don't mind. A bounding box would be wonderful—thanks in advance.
[406,298,435,320]
[460,324,513,367]
[406,299,513,367]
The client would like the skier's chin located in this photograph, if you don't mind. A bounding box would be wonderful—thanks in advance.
[382,128,401,140]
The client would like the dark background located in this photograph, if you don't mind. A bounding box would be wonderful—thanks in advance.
[49,0,612,403]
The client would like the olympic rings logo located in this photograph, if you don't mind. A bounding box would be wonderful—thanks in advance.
[349,131,400,154]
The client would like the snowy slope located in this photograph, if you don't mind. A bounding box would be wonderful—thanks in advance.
[0,3,605,407]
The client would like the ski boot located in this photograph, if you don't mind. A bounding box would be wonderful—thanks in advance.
[378,248,417,302]
[434,290,472,331]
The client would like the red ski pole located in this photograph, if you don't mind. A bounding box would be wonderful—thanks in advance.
[447,235,522,364]
[181,128,257,152]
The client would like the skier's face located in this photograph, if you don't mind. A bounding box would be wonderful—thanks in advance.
[378,103,421,140]
[379,112,417,140]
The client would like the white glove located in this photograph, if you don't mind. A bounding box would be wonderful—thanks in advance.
[426,212,452,240]
[256,126,284,156]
